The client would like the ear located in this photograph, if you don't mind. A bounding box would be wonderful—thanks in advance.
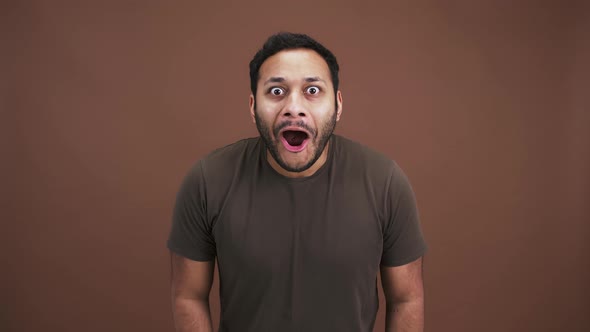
[249,94,256,124]
[336,90,343,121]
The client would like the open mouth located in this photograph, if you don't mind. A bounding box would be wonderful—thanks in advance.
[280,130,310,152]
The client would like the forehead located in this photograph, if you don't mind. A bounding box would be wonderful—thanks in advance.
[258,49,331,82]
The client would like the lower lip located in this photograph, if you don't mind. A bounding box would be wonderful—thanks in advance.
[280,136,310,152]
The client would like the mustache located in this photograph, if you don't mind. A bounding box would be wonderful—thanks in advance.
[274,121,317,139]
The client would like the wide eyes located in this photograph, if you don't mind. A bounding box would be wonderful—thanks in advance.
[305,86,320,95]
[268,86,321,96]
[270,87,285,96]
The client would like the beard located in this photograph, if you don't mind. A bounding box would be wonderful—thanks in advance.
[255,109,337,173]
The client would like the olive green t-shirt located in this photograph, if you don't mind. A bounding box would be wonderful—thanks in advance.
[167,134,427,332]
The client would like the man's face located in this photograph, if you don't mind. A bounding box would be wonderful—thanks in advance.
[250,49,342,173]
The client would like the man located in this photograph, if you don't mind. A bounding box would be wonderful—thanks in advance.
[167,32,427,332]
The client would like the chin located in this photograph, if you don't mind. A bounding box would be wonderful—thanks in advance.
[279,155,313,172]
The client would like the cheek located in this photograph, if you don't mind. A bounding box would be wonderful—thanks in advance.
[314,100,336,117]
[254,103,280,131]
[255,106,276,125]
[255,96,279,114]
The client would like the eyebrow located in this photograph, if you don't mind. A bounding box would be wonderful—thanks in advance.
[263,76,326,85]
[264,77,285,85]
[304,77,325,84]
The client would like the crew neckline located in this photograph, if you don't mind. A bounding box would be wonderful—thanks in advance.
[259,135,336,183]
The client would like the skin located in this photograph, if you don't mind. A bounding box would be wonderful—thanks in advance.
[170,254,214,332]
[249,48,342,178]
[170,48,425,331]
[381,257,425,331]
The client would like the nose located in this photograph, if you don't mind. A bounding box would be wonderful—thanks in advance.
[281,91,308,118]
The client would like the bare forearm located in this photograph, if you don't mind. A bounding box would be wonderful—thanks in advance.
[173,298,213,332]
[385,299,424,332]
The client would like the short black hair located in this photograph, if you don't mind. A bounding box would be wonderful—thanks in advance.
[249,32,340,96]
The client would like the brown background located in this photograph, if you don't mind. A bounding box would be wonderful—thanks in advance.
[2,1,589,331]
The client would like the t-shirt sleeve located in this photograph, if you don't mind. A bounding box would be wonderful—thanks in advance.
[166,161,216,261]
[380,162,428,267]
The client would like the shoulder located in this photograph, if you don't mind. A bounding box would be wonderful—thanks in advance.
[333,134,399,179]
[181,137,261,189]
[199,137,261,174]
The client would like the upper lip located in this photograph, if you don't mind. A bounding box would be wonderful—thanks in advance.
[279,126,311,138]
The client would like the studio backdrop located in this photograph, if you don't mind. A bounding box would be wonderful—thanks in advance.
[3,1,589,331]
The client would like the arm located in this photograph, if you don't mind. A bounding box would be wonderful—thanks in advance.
[170,252,215,332]
[380,257,425,332]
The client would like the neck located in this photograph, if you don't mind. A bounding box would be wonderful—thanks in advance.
[267,141,330,178]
